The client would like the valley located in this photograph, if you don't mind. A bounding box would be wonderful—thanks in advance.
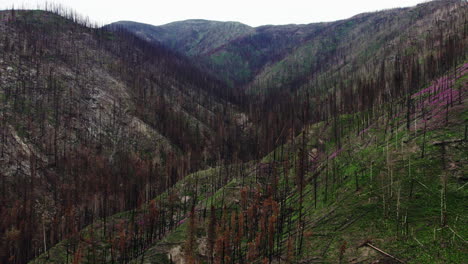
[0,0,467,263]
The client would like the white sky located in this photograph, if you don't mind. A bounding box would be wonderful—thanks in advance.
[0,0,429,27]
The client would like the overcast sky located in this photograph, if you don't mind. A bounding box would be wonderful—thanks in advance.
[1,0,429,26]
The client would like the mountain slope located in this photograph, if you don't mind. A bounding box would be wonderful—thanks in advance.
[31,62,468,264]
[2,1,467,263]
[250,0,467,93]
[110,20,254,57]
[113,0,466,91]
[0,10,252,263]
[110,18,327,87]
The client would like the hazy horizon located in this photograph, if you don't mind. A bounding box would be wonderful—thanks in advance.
[1,0,428,27]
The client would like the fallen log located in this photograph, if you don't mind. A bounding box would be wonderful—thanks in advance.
[360,241,406,263]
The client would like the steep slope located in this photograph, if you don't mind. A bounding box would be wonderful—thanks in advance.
[0,10,251,263]
[32,62,468,264]
[250,0,467,93]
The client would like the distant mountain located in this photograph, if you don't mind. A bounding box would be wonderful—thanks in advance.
[110,19,254,56]
[110,0,467,90]
[109,19,326,86]
[201,23,327,86]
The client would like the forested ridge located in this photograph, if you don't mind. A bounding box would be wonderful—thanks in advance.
[0,0,467,263]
